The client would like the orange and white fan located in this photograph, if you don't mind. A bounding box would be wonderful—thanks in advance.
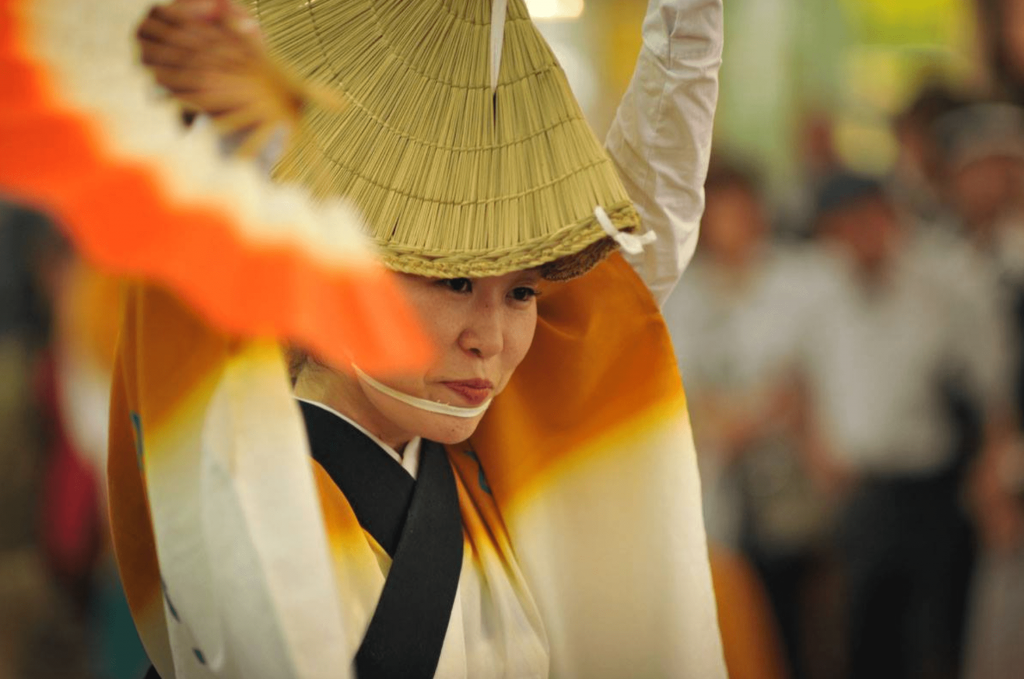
[0,0,427,372]
[1,2,427,677]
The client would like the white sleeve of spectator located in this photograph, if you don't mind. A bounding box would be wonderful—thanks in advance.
[949,275,1015,414]
[604,0,723,307]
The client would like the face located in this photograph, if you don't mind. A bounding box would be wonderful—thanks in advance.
[356,270,542,444]
[1003,0,1024,79]
[824,196,902,273]
[701,185,767,265]
[896,122,941,184]
[950,156,1024,229]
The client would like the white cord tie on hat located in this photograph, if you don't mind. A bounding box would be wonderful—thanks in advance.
[594,205,656,255]
[352,364,493,418]
[491,0,508,92]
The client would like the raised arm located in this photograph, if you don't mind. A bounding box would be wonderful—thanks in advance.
[605,0,723,306]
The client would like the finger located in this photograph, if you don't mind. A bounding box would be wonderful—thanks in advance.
[173,92,238,119]
[207,0,236,20]
[150,0,219,25]
[142,23,258,72]
[211,0,265,47]
[176,88,257,115]
[223,12,261,41]
[138,11,233,52]
[196,35,261,69]
[140,37,250,74]
[147,65,219,93]
[137,18,206,53]
[161,74,269,114]
[138,40,193,69]
[216,0,258,27]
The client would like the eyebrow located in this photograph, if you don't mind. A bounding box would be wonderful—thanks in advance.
[514,272,542,285]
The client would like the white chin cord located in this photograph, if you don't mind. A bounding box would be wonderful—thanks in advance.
[352,365,493,418]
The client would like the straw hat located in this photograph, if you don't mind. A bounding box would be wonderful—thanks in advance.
[243,0,641,280]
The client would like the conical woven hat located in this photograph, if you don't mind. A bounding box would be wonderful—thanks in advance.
[244,0,640,280]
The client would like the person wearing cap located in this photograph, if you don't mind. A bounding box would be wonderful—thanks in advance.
[888,84,962,227]
[113,0,726,677]
[934,102,1024,246]
[794,173,1013,679]
[926,101,1024,679]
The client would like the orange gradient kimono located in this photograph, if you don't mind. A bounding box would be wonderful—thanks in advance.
[108,253,725,679]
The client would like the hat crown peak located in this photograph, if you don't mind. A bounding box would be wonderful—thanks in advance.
[491,0,509,92]
[248,0,638,279]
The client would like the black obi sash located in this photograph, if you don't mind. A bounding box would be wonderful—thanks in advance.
[299,401,465,679]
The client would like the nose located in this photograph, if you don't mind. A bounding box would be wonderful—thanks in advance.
[457,300,503,359]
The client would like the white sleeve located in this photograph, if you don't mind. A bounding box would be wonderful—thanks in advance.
[604,0,723,307]
[947,271,1015,415]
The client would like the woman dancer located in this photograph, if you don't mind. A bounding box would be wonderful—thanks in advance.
[114,0,724,676]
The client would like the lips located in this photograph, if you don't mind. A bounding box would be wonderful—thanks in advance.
[441,379,494,406]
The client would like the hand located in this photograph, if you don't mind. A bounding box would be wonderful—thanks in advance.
[136,0,331,157]
[969,440,1024,553]
[702,383,801,465]
[975,494,1024,553]
[807,451,858,498]
[798,426,858,498]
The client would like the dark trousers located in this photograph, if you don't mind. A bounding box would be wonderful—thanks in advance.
[747,549,815,679]
[838,473,975,679]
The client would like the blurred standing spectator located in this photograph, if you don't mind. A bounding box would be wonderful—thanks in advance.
[0,202,58,343]
[796,174,1012,679]
[0,202,92,677]
[932,103,1024,419]
[0,200,65,567]
[964,437,1024,679]
[664,160,831,679]
[0,201,147,678]
[890,85,964,228]
[975,0,1024,101]
[786,112,846,240]
[935,102,1024,253]
[926,101,1024,679]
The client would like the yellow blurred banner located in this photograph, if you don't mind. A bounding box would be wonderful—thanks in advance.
[844,0,973,48]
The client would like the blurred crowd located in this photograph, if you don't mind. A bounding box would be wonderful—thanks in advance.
[0,206,145,678]
[666,86,1024,679]
[660,2,1024,676]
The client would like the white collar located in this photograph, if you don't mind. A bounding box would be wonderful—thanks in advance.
[295,398,421,479]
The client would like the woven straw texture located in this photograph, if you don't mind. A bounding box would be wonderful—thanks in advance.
[245,0,640,279]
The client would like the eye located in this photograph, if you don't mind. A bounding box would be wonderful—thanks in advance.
[439,278,473,294]
[510,286,539,303]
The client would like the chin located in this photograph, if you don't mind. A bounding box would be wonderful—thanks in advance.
[414,414,484,445]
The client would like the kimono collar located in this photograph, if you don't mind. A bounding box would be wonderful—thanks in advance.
[295,397,421,479]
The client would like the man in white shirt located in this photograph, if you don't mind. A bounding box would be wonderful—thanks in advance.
[796,173,1012,679]
[663,160,830,679]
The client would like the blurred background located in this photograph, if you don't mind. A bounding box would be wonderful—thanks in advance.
[3,0,1024,677]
